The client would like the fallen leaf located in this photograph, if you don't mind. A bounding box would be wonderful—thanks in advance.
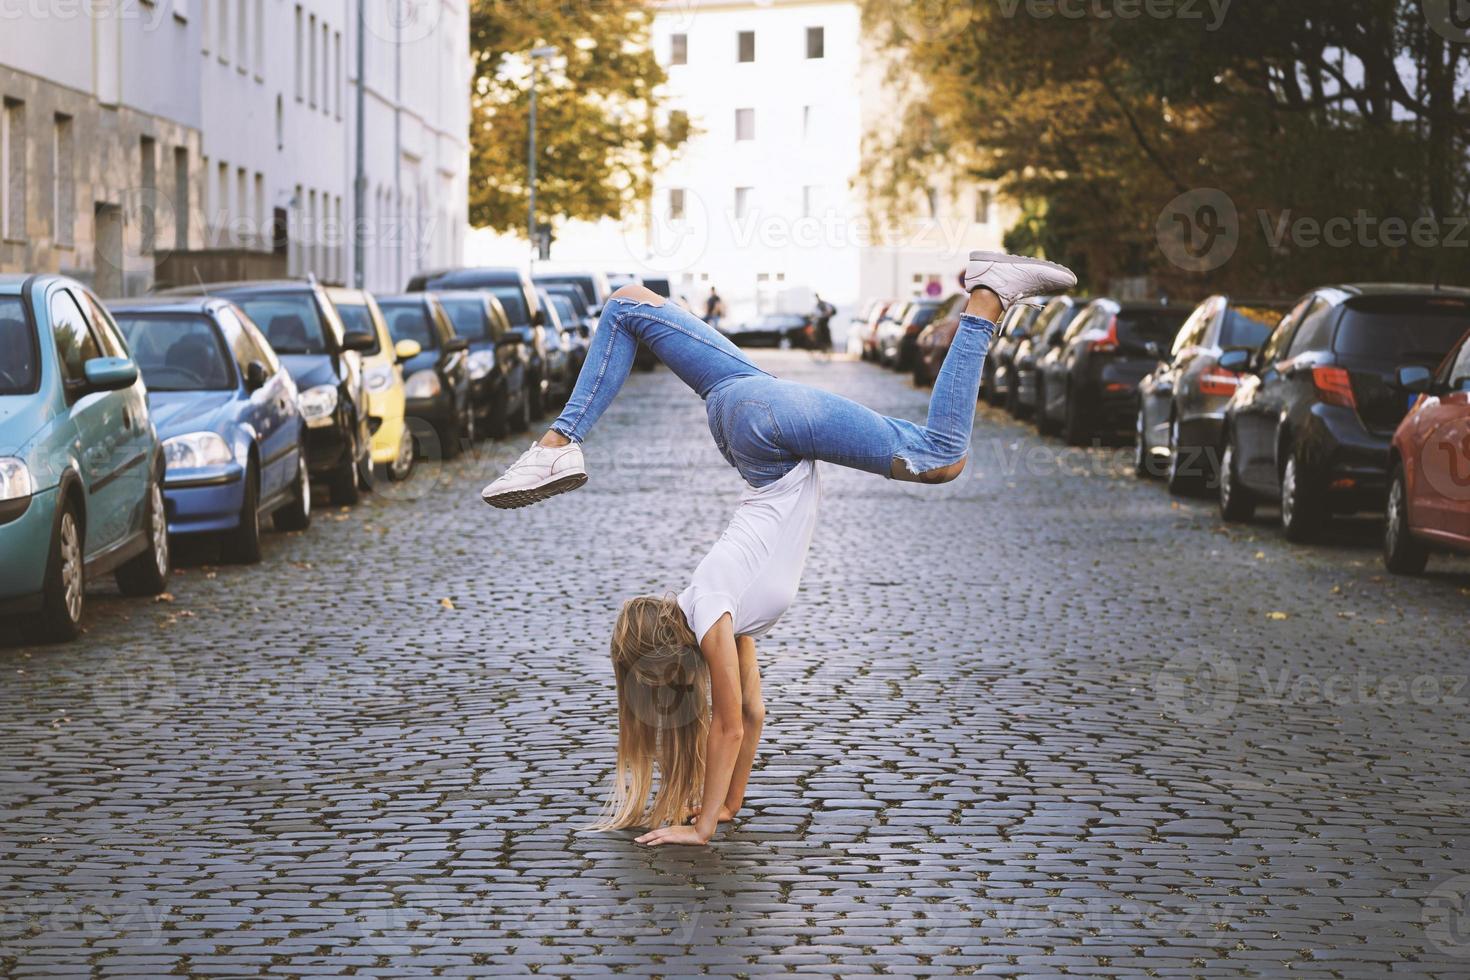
[439,597,455,610]
[1267,611,1289,621]
[1254,551,1266,560]
[155,593,174,603]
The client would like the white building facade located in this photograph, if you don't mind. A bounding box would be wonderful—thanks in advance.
[0,0,469,296]
[468,0,1010,320]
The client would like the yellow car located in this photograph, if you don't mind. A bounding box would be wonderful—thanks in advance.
[326,288,420,482]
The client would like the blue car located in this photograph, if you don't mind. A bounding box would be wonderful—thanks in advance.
[109,297,312,563]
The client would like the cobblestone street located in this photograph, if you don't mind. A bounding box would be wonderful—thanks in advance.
[3,350,1470,977]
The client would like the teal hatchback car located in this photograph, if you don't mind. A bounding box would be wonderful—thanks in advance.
[0,274,171,642]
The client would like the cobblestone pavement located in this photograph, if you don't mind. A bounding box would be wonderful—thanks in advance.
[3,351,1470,978]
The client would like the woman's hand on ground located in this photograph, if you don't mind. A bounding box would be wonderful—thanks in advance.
[635,824,712,847]
[686,803,736,824]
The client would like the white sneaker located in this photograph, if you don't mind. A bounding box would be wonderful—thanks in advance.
[963,251,1078,311]
[481,441,587,509]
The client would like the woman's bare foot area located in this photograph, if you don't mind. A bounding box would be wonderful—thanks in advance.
[685,803,736,824]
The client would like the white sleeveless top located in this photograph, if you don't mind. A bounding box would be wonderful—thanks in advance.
[677,460,822,643]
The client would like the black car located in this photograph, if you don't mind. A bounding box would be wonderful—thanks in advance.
[540,288,588,380]
[1008,296,1087,421]
[1218,284,1470,541]
[407,267,552,419]
[435,291,531,438]
[376,294,474,460]
[1135,296,1289,492]
[888,298,948,371]
[163,279,375,504]
[722,313,810,348]
[540,282,597,376]
[982,303,1046,406]
[1035,299,1188,445]
[534,289,575,402]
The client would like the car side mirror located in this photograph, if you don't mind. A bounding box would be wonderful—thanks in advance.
[244,360,269,391]
[1217,347,1253,374]
[83,356,138,392]
[394,338,422,362]
[1394,364,1435,394]
[444,336,469,354]
[341,329,376,353]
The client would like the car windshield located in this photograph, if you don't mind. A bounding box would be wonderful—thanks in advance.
[1334,299,1470,360]
[489,286,531,328]
[535,276,595,307]
[0,297,38,395]
[232,293,328,355]
[547,285,588,318]
[549,296,578,324]
[334,303,382,355]
[1221,305,1286,349]
[1118,310,1188,347]
[115,313,235,391]
[439,298,490,341]
[379,301,439,350]
[908,305,941,328]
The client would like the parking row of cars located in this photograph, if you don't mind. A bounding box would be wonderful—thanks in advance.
[882,280,1470,575]
[0,265,640,643]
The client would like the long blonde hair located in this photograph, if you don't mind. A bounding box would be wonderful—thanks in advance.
[590,594,710,831]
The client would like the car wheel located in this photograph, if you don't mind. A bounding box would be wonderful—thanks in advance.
[275,448,312,531]
[329,431,362,506]
[116,478,171,597]
[488,387,510,439]
[221,463,263,565]
[438,413,463,461]
[1061,385,1089,447]
[1036,380,1059,436]
[1383,462,1430,575]
[462,402,477,447]
[37,497,85,643]
[1280,452,1324,543]
[1218,434,1256,523]
[357,441,376,495]
[1006,378,1026,419]
[386,427,415,482]
[1165,416,1200,495]
[1133,406,1162,480]
[528,374,544,419]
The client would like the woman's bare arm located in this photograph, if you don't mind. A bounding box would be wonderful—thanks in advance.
[724,635,764,815]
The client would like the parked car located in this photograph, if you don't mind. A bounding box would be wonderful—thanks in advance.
[1217,284,1470,541]
[408,267,551,419]
[435,290,531,437]
[1134,296,1289,491]
[165,279,375,505]
[542,288,589,378]
[642,277,672,298]
[913,297,969,387]
[0,274,170,641]
[535,290,575,401]
[1384,328,1470,573]
[110,296,312,563]
[861,301,900,361]
[981,303,1048,405]
[376,294,474,459]
[606,272,638,291]
[1035,299,1188,445]
[327,288,418,482]
[533,269,611,316]
[882,297,947,371]
[1009,296,1088,420]
[722,313,810,348]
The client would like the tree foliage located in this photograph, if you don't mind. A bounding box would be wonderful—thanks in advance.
[469,0,689,236]
[861,0,1470,295]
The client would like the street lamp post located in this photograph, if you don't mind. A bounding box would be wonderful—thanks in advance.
[527,45,558,266]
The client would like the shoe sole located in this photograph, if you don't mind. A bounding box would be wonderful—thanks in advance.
[482,472,588,509]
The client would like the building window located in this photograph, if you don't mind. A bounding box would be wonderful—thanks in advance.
[175,0,188,22]
[52,114,74,248]
[218,0,228,61]
[1,99,22,241]
[734,186,753,220]
[308,14,317,108]
[140,137,156,254]
[254,172,265,247]
[237,166,248,245]
[321,21,330,115]
[806,26,824,59]
[802,105,813,139]
[294,6,303,101]
[334,31,343,119]
[802,185,816,219]
[976,188,994,224]
[254,0,264,76]
[735,108,755,142]
[235,0,246,66]
[200,0,208,51]
[669,188,685,220]
[670,33,687,66]
[173,146,189,250]
[737,30,755,63]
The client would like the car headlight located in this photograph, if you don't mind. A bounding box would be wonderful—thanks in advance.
[467,350,496,381]
[404,369,441,399]
[298,384,339,428]
[162,432,233,471]
[0,457,33,501]
[365,365,396,393]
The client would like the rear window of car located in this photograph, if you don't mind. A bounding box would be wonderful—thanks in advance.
[1117,310,1189,347]
[535,276,595,307]
[439,298,490,341]
[115,313,235,392]
[1333,299,1470,360]
[1221,305,1286,349]
[231,293,328,355]
[0,297,38,395]
[488,286,531,328]
[333,303,382,355]
[379,301,439,350]
[909,305,941,328]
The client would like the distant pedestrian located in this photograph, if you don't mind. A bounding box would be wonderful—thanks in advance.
[480,251,1077,847]
[704,287,725,329]
[811,293,836,350]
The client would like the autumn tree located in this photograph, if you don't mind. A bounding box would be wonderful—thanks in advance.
[469,0,690,237]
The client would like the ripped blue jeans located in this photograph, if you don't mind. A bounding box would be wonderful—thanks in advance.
[550,296,996,488]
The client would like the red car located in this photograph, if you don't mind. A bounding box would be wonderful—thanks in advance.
[1384,328,1470,573]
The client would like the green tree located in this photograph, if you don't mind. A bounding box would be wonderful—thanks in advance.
[469,0,690,236]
